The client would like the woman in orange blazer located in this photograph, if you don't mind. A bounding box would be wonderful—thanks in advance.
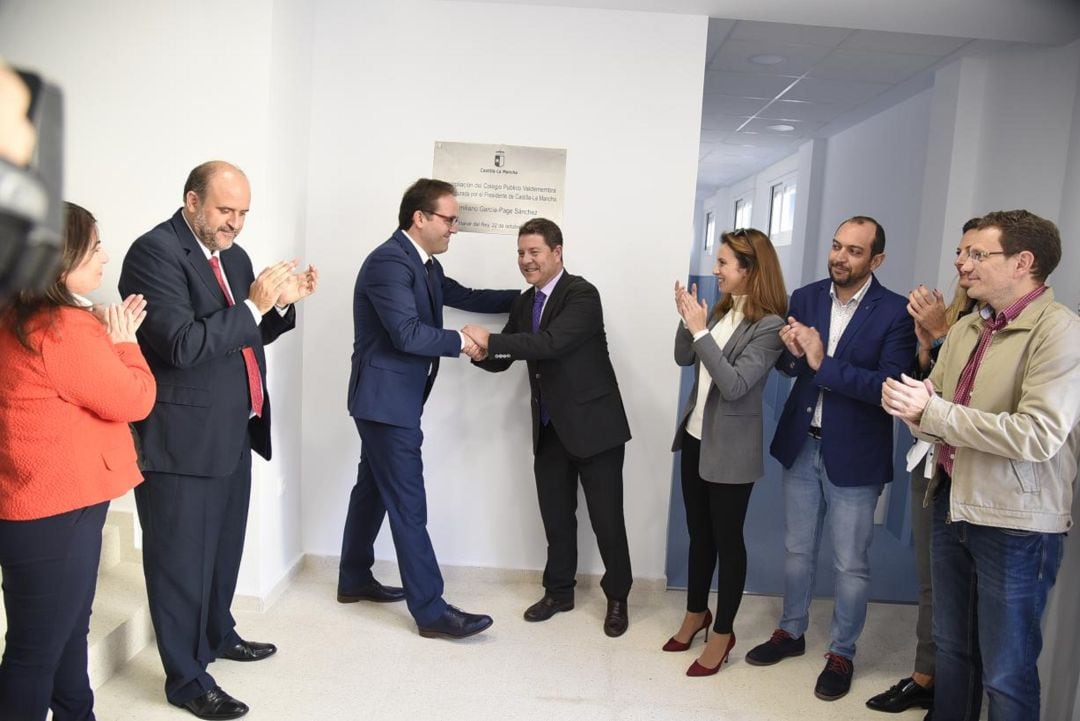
[0,202,155,721]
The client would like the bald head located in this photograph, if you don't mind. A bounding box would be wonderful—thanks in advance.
[184,160,246,202]
[182,160,251,252]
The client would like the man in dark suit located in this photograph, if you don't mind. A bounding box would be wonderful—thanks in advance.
[465,218,633,637]
[744,216,915,701]
[340,178,518,640]
[119,161,317,720]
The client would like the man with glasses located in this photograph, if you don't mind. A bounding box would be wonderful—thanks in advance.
[866,218,980,719]
[883,209,1079,721]
[746,216,915,701]
[339,178,518,639]
[463,218,634,637]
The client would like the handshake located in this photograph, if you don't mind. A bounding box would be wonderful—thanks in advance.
[460,324,491,362]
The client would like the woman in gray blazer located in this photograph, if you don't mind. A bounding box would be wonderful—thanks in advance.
[664,228,788,677]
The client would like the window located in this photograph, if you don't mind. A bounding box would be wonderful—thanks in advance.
[733,197,752,231]
[704,210,716,254]
[769,177,797,246]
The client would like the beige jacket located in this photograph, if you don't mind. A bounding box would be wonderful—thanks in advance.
[919,288,1080,533]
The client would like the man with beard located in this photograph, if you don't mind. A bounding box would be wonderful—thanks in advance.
[119,161,317,720]
[745,216,915,702]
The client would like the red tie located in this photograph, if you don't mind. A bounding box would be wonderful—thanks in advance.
[208,256,264,417]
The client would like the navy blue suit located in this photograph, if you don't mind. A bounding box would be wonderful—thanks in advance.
[340,230,517,624]
[119,210,295,705]
[770,275,915,486]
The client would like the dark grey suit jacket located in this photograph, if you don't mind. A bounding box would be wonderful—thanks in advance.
[672,313,785,484]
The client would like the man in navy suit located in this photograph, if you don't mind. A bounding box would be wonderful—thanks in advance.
[339,178,518,639]
[120,161,317,720]
[745,216,915,702]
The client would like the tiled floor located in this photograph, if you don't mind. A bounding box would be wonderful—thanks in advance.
[93,559,928,721]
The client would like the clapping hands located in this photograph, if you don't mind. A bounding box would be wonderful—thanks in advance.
[674,281,709,335]
[103,294,148,344]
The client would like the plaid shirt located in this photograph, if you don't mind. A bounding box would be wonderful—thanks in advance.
[939,285,1048,474]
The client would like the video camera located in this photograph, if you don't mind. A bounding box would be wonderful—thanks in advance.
[0,68,64,304]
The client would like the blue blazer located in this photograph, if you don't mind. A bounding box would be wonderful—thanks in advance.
[347,230,518,429]
[119,210,296,477]
[769,275,915,486]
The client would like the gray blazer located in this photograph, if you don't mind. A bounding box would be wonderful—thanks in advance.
[672,313,785,484]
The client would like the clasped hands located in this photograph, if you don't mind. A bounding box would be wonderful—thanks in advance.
[778,317,825,371]
[460,324,490,361]
[248,260,320,314]
[673,281,709,335]
[93,294,148,345]
[908,284,948,351]
[882,373,936,433]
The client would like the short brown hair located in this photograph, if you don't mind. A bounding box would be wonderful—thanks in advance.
[712,227,788,324]
[398,178,456,231]
[518,218,563,250]
[976,210,1061,283]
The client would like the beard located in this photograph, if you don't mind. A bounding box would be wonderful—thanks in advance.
[192,209,235,251]
[829,262,870,288]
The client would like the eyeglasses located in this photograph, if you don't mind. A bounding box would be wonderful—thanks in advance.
[965,249,1007,264]
[425,210,460,228]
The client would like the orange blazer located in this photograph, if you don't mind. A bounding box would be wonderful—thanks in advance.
[0,306,156,520]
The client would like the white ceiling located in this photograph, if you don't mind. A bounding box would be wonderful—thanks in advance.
[695,19,1010,193]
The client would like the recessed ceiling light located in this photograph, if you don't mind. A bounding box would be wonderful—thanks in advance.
[767,124,796,132]
[749,54,785,65]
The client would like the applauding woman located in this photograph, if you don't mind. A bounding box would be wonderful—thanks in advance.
[665,228,788,676]
[0,203,156,721]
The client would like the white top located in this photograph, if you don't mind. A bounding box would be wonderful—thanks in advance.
[812,275,873,428]
[685,296,746,440]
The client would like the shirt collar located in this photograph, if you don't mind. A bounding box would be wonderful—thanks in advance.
[537,269,564,298]
[71,293,94,308]
[401,229,431,265]
[830,274,873,306]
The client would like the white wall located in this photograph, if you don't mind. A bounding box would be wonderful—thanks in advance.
[299,0,707,581]
[698,147,812,288]
[813,88,933,293]
[0,0,313,599]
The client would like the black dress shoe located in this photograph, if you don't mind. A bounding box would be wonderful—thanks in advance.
[220,639,277,662]
[417,605,493,639]
[866,676,934,712]
[603,598,629,637]
[178,686,249,720]
[523,594,574,622]
[337,579,406,603]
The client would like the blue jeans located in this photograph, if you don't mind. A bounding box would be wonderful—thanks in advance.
[931,492,1063,721]
[779,438,882,660]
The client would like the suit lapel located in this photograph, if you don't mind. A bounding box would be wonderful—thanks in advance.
[394,230,441,322]
[172,211,227,308]
[538,272,572,330]
[721,317,751,360]
[833,276,881,358]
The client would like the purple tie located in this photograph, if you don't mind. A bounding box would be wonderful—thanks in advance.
[531,289,546,332]
[532,289,549,425]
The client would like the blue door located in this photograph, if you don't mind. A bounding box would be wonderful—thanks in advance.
[664,274,918,602]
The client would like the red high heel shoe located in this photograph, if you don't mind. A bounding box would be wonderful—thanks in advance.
[686,632,736,677]
[662,609,712,652]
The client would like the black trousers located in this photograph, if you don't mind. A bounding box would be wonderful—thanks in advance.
[135,449,251,705]
[0,501,108,721]
[680,432,754,634]
[534,423,632,602]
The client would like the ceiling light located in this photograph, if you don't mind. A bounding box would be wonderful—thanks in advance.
[749,54,785,65]
[767,124,796,132]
